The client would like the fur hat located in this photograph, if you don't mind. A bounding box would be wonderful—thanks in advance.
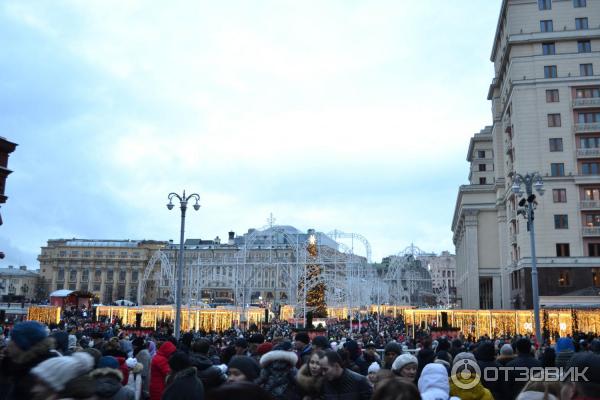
[10,321,48,351]
[259,349,298,367]
[392,353,418,371]
[31,352,94,392]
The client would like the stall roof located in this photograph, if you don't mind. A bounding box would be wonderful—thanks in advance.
[49,289,74,298]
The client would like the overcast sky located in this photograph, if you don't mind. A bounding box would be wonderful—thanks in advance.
[0,1,499,268]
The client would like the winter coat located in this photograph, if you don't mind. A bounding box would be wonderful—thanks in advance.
[449,374,494,400]
[91,367,136,400]
[0,337,59,400]
[161,367,204,400]
[496,354,515,367]
[555,350,574,368]
[295,364,323,400]
[297,345,313,368]
[126,363,144,400]
[135,349,152,398]
[418,363,455,400]
[505,354,542,400]
[149,341,176,400]
[189,351,227,391]
[475,342,502,399]
[321,369,373,400]
[258,350,301,400]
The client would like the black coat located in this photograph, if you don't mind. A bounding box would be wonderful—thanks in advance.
[189,352,227,391]
[504,354,542,400]
[162,367,204,400]
[322,369,372,400]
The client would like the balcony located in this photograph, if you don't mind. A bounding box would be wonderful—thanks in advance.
[582,227,600,236]
[577,148,600,158]
[573,98,600,108]
[575,123,600,134]
[581,200,600,210]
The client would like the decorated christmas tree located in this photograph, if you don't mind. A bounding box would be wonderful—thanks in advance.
[305,234,327,318]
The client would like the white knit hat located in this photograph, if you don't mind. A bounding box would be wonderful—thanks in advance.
[367,362,381,374]
[391,353,418,372]
[31,352,94,392]
[125,357,138,369]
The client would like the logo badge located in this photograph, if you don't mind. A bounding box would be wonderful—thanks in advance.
[451,358,481,390]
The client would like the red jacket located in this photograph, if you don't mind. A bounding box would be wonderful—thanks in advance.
[116,357,129,385]
[149,341,176,400]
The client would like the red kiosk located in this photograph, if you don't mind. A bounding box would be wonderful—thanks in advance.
[49,289,94,311]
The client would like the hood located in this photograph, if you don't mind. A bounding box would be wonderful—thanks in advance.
[171,366,197,382]
[92,372,123,398]
[450,375,490,400]
[260,350,298,367]
[190,352,213,370]
[157,341,177,358]
[10,337,57,367]
[419,363,449,395]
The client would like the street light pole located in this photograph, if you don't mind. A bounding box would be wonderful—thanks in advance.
[512,173,544,343]
[167,190,200,340]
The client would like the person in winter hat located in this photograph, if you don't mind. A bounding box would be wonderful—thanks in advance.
[383,342,402,369]
[392,354,418,382]
[418,363,457,400]
[497,343,515,366]
[1,321,59,400]
[555,337,575,368]
[125,357,143,400]
[449,352,493,400]
[227,355,261,383]
[30,352,95,400]
[149,341,176,400]
[367,361,381,386]
[256,349,299,400]
[320,350,373,400]
[296,351,324,400]
[162,351,205,400]
[132,338,151,399]
[190,339,227,391]
[91,355,135,400]
[475,340,502,399]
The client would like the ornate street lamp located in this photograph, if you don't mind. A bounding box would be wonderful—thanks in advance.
[512,172,544,343]
[167,190,200,340]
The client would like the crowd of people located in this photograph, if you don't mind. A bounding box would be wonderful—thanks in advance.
[0,315,599,400]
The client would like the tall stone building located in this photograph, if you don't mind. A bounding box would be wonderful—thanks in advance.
[453,0,600,309]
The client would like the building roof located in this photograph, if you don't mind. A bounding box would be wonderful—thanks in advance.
[49,289,74,297]
[0,268,38,277]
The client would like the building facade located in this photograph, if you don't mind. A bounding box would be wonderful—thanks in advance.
[419,251,457,307]
[0,266,39,301]
[453,0,600,310]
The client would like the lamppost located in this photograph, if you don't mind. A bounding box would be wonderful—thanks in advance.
[167,190,201,340]
[511,172,544,343]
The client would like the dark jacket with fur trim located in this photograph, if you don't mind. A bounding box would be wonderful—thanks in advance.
[90,367,135,400]
[258,350,301,400]
[162,367,204,400]
[0,337,59,400]
[295,364,323,400]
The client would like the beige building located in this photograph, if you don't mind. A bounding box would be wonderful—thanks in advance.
[38,240,166,304]
[453,0,600,310]
[0,266,39,300]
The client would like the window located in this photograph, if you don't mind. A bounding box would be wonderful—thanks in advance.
[479,177,487,185]
[542,42,556,55]
[558,271,571,286]
[548,114,561,127]
[585,214,600,227]
[544,65,558,78]
[95,250,103,257]
[552,188,567,203]
[119,251,128,258]
[119,270,126,282]
[478,163,486,171]
[106,269,114,282]
[578,112,600,124]
[478,150,486,159]
[593,268,600,286]
[59,251,67,257]
[538,0,551,10]
[551,163,565,176]
[576,88,600,99]
[132,271,139,282]
[83,251,91,257]
[556,243,570,257]
[546,89,559,102]
[81,270,89,282]
[576,17,589,30]
[589,245,600,257]
[93,284,101,292]
[69,269,77,282]
[554,214,569,229]
[574,0,586,7]
[584,188,600,200]
[57,268,65,281]
[581,137,600,149]
[549,138,563,151]
[94,269,101,281]
[582,162,600,175]
[71,251,79,257]
[578,40,592,53]
[580,64,594,77]
[540,20,553,32]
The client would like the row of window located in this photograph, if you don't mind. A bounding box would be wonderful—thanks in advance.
[56,269,139,282]
[544,64,594,79]
[539,0,587,10]
[549,162,600,176]
[540,17,588,32]
[551,188,600,203]
[542,40,591,56]
[58,250,142,258]
[546,88,600,103]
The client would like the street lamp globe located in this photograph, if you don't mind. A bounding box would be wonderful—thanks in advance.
[511,182,522,195]
[166,202,174,210]
[193,203,200,211]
